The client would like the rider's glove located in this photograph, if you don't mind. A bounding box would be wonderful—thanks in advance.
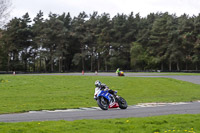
[105,87,109,91]
[114,90,117,95]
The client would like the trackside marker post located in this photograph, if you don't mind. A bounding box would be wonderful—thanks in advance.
[95,71,98,75]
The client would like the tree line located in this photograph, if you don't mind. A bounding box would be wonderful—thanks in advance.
[0,11,200,72]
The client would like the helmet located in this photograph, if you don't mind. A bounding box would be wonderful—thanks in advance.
[95,80,101,87]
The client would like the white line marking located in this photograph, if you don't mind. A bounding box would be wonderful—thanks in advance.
[28,101,198,113]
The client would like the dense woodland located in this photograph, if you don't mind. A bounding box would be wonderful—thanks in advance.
[0,11,200,72]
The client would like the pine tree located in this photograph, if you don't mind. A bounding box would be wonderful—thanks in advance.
[32,10,45,71]
[178,14,195,70]
[71,12,88,71]
[148,13,171,70]
[1,17,22,71]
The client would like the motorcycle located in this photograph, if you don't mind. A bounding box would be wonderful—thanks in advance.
[95,89,127,110]
[118,71,125,76]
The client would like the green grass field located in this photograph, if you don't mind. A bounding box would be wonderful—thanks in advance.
[126,72,200,76]
[0,75,200,114]
[0,114,200,133]
[157,73,200,76]
[1,74,200,132]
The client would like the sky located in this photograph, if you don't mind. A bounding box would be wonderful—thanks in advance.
[10,0,200,20]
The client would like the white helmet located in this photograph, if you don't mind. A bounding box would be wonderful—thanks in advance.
[95,80,101,87]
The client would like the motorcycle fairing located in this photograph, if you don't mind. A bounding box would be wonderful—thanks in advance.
[97,90,112,102]
[97,90,119,108]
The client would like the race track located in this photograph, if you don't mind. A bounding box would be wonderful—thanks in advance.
[30,72,200,84]
[0,73,200,122]
[1,101,200,122]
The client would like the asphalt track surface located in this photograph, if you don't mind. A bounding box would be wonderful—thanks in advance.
[0,73,200,122]
[1,102,200,122]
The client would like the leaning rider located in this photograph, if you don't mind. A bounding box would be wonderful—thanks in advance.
[116,68,120,76]
[94,80,117,100]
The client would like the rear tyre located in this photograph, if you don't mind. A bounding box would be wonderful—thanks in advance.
[117,97,127,109]
[97,96,109,110]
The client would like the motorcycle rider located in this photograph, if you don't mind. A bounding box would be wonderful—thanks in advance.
[94,80,117,101]
[116,68,121,76]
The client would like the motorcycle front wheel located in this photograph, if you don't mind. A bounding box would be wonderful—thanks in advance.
[97,96,109,110]
[117,96,128,109]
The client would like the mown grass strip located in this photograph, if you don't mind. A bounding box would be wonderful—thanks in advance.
[0,114,200,133]
[0,75,200,114]
[125,72,200,76]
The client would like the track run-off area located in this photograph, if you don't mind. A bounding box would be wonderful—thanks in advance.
[29,72,200,85]
[0,73,200,122]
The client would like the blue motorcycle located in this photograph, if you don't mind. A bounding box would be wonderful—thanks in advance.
[96,90,127,110]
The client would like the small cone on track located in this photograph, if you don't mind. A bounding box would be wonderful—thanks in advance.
[82,70,84,75]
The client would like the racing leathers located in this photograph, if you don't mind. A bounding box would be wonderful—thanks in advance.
[116,68,120,75]
[94,84,116,100]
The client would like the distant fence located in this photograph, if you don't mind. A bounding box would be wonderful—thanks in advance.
[1,70,200,74]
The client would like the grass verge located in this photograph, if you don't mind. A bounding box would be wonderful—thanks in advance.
[0,114,200,133]
[159,73,200,76]
[126,72,200,76]
[0,75,200,114]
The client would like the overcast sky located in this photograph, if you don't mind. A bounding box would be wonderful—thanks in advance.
[10,0,200,20]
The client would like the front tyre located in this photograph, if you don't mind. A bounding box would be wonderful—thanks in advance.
[117,97,127,109]
[97,96,109,110]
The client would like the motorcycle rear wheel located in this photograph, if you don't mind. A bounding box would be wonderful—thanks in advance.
[97,96,109,110]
